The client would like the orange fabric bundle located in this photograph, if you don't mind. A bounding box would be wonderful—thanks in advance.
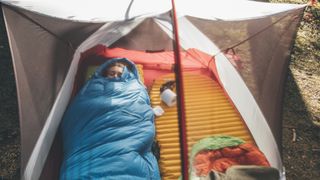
[211,158,239,172]
[193,151,212,176]
[193,143,270,176]
[221,146,245,158]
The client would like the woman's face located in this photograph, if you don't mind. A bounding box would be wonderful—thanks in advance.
[106,64,124,78]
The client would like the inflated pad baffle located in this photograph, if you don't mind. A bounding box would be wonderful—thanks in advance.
[136,64,145,84]
[85,65,99,80]
[149,73,254,180]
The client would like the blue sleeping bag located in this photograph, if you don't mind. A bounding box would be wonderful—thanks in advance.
[60,58,160,180]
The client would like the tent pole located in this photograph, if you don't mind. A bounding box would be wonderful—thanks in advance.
[170,0,189,179]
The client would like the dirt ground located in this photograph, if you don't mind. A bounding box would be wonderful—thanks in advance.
[0,5,20,179]
[273,1,320,179]
[0,1,319,180]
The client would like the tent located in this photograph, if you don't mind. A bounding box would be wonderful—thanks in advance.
[0,0,308,179]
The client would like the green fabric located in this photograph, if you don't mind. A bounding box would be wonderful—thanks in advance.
[190,135,245,161]
[85,65,98,81]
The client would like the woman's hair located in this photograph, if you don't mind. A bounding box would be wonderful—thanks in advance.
[102,60,132,77]
[106,61,130,71]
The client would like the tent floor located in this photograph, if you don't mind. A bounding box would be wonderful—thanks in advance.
[149,72,254,179]
[78,63,254,179]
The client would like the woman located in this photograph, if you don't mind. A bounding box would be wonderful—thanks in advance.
[60,58,160,179]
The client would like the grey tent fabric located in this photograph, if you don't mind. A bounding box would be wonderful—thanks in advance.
[2,5,104,169]
[110,17,174,51]
[212,165,280,180]
[187,8,304,147]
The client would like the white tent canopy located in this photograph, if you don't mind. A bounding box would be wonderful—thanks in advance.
[1,0,305,22]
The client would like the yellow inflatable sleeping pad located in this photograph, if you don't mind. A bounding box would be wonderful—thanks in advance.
[149,72,254,180]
